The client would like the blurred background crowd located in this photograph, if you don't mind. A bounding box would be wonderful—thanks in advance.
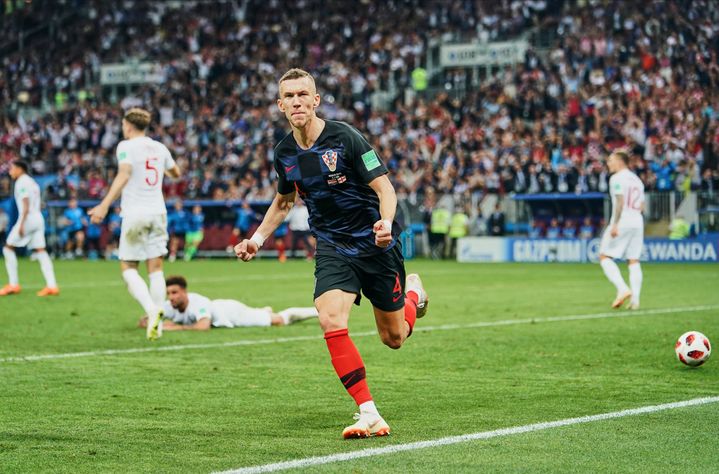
[1,0,718,257]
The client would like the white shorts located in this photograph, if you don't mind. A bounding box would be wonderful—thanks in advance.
[599,226,643,260]
[119,214,168,261]
[7,214,46,249]
[211,299,272,328]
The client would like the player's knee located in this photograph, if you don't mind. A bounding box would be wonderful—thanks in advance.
[318,310,349,332]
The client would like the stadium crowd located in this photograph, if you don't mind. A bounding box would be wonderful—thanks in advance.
[1,0,719,247]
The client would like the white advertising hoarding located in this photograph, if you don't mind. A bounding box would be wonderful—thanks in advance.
[440,40,528,67]
[100,63,164,85]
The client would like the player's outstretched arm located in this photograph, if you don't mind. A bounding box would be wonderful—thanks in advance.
[164,318,211,331]
[235,191,296,261]
[89,163,131,223]
[368,175,397,248]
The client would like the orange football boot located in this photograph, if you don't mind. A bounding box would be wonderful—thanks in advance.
[0,284,21,296]
[36,287,60,297]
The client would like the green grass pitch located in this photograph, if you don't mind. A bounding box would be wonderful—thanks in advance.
[1,259,718,473]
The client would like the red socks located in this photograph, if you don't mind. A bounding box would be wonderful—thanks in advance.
[324,328,372,406]
[404,290,418,336]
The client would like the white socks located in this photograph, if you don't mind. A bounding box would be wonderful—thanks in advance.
[628,262,642,305]
[3,247,18,285]
[3,248,57,288]
[122,268,157,316]
[148,271,166,307]
[36,251,57,288]
[600,258,630,294]
[277,307,319,325]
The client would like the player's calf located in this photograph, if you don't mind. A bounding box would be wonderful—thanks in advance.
[378,328,404,350]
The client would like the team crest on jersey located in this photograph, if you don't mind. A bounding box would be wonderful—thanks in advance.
[321,150,338,172]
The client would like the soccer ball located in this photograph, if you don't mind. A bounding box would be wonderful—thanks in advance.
[675,331,712,367]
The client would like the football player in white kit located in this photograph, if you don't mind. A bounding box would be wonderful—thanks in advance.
[136,275,319,331]
[599,150,644,310]
[1,161,59,296]
[89,108,181,340]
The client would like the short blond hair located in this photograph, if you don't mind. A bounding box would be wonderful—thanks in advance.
[279,68,316,91]
[123,107,151,131]
[611,150,630,165]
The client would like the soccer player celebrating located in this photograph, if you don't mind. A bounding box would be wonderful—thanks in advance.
[235,68,428,439]
[599,150,645,310]
[1,161,59,296]
[89,108,181,340]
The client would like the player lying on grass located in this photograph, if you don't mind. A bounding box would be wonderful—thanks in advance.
[137,275,318,331]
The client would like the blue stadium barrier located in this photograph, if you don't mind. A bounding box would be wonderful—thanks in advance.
[511,192,606,201]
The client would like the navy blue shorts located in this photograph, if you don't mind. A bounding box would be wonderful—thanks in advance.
[313,241,406,312]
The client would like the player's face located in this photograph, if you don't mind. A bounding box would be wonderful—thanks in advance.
[166,284,188,309]
[277,77,320,129]
[607,154,620,173]
[9,164,20,179]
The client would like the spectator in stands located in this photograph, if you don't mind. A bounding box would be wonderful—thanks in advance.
[528,219,543,238]
[545,218,561,239]
[287,199,314,260]
[447,204,469,259]
[579,217,595,239]
[0,208,7,247]
[184,205,205,261]
[105,206,122,260]
[86,217,102,260]
[429,205,451,260]
[562,220,577,239]
[228,201,257,253]
[669,216,691,240]
[167,200,189,262]
[61,198,87,259]
[273,221,289,263]
[487,203,505,236]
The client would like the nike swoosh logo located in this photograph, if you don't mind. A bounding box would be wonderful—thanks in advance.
[393,294,402,303]
[285,165,297,172]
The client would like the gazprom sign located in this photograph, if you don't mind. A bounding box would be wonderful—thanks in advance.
[458,235,719,263]
[440,40,528,67]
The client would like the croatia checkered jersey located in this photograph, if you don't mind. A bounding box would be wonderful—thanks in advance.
[609,168,645,228]
[116,136,175,217]
[273,120,399,257]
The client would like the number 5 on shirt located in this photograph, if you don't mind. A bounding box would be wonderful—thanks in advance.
[145,157,159,186]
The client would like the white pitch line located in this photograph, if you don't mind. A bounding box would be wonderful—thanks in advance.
[215,396,719,474]
[1,304,717,364]
[20,268,467,290]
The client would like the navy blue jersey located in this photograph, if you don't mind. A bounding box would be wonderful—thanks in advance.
[273,120,399,257]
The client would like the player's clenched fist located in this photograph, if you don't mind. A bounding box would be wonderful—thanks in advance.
[234,239,259,261]
[372,219,392,248]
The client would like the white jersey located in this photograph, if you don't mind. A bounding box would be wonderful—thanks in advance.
[609,169,644,228]
[116,136,176,217]
[163,293,213,325]
[162,293,272,328]
[14,174,42,218]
